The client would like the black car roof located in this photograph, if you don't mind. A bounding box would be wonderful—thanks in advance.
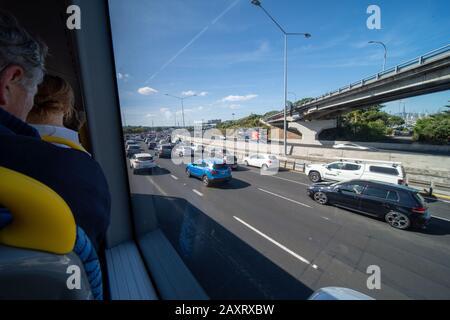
[345,179,417,192]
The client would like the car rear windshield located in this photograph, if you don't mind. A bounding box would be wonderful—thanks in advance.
[369,166,399,176]
[413,192,426,206]
[129,145,140,149]
[213,164,227,170]
[162,146,172,150]
[268,155,277,160]
[137,156,153,161]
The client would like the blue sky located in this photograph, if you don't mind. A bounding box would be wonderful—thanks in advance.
[108,0,450,126]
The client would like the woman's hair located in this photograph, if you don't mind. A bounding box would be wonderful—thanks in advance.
[28,74,75,123]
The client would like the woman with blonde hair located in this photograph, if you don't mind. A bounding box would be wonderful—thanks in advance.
[27,74,84,147]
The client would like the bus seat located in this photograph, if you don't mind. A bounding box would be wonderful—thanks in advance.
[0,244,93,300]
[0,167,76,254]
[41,135,89,154]
[0,167,99,299]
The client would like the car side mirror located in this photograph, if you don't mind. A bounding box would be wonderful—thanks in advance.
[335,187,341,193]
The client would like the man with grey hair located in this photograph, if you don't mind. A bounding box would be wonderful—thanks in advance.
[0,10,46,131]
[0,10,111,250]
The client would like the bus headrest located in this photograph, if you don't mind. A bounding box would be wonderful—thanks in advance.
[0,167,76,254]
[41,135,88,154]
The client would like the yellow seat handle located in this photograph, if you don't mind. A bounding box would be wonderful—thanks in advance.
[41,135,88,153]
[0,167,76,254]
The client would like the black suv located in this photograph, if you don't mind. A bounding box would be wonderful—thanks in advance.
[307,180,430,230]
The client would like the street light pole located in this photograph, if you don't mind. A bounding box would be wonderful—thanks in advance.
[251,0,311,155]
[283,33,288,154]
[165,93,197,128]
[368,40,387,71]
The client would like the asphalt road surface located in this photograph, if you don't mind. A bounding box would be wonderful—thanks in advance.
[127,146,450,300]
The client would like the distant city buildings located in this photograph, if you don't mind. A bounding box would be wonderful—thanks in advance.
[392,112,429,126]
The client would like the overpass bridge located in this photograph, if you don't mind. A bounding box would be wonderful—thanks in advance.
[265,44,450,144]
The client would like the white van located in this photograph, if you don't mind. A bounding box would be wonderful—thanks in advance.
[305,159,405,185]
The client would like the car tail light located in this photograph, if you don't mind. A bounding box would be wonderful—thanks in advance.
[211,170,218,175]
[398,179,405,185]
[268,160,272,165]
[412,207,427,214]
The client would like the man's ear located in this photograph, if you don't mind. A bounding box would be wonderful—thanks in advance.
[0,65,25,105]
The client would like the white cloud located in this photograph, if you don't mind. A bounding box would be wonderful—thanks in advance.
[181,90,209,97]
[229,104,240,110]
[222,94,258,102]
[145,113,155,118]
[182,90,196,97]
[159,107,172,119]
[138,87,158,95]
[118,73,130,81]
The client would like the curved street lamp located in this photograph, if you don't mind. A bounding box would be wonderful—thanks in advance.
[251,0,311,155]
[165,93,197,128]
[368,40,387,71]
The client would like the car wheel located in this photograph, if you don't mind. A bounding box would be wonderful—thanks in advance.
[148,168,153,175]
[244,160,249,166]
[385,211,410,230]
[309,171,321,183]
[262,164,268,171]
[202,175,210,187]
[133,169,137,174]
[186,169,191,177]
[313,192,328,205]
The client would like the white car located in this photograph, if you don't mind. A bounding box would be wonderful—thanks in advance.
[305,160,405,185]
[129,153,156,174]
[175,145,194,157]
[332,143,376,151]
[243,154,279,170]
[191,143,205,153]
[125,140,136,147]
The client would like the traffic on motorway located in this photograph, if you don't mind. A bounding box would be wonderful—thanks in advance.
[125,131,433,231]
[123,130,450,300]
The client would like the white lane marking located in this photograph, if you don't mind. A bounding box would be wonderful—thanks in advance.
[268,174,310,186]
[171,175,179,180]
[233,216,318,270]
[146,177,168,196]
[193,189,204,197]
[426,197,450,205]
[322,217,330,221]
[432,215,450,222]
[248,169,309,186]
[258,188,312,208]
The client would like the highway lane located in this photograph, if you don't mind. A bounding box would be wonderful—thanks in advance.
[127,149,450,299]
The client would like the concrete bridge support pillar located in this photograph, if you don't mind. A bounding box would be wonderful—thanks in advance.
[289,119,337,145]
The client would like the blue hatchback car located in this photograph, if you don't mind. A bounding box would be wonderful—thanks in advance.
[186,158,232,187]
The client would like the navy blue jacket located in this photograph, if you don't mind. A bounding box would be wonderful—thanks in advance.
[0,108,111,250]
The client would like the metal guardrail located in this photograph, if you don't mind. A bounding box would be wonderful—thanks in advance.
[266,44,450,122]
